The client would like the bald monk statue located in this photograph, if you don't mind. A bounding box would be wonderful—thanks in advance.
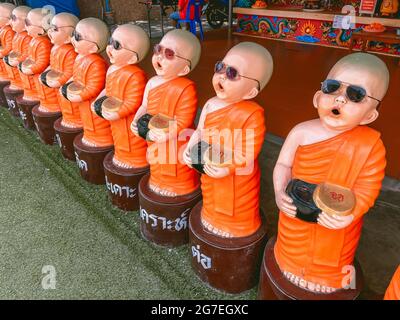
[62,17,110,147]
[46,13,80,129]
[92,24,149,169]
[131,29,201,197]
[3,6,31,91]
[0,3,15,106]
[273,53,388,294]
[183,42,272,238]
[33,12,79,145]
[19,8,53,97]
[384,266,400,300]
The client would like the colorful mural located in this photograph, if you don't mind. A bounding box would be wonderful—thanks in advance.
[236,14,400,56]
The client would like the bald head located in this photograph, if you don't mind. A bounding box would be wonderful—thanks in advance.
[0,3,15,17]
[76,18,109,52]
[112,24,150,62]
[328,53,390,101]
[52,12,78,29]
[226,42,273,91]
[13,5,30,17]
[27,7,54,32]
[162,29,201,70]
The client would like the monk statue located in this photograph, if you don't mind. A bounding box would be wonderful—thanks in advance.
[0,2,15,107]
[62,17,110,147]
[272,52,388,294]
[380,0,399,16]
[3,6,31,116]
[183,42,272,238]
[33,12,79,145]
[131,29,200,198]
[3,5,31,91]
[93,24,149,170]
[19,8,53,99]
[384,266,400,300]
[48,13,80,129]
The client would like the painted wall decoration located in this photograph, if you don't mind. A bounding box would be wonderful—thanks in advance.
[236,14,400,55]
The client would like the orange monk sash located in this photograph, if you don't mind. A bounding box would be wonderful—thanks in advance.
[313,126,381,267]
[212,100,263,216]
[155,77,194,177]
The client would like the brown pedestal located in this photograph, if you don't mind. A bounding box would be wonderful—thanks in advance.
[138,174,202,247]
[73,133,113,185]
[189,202,267,294]
[257,237,364,300]
[103,151,149,212]
[16,97,39,130]
[3,85,23,117]
[53,118,83,161]
[0,80,10,108]
[32,106,62,145]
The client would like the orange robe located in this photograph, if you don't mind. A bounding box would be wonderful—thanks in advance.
[106,65,148,168]
[72,54,110,146]
[19,36,52,100]
[274,126,386,289]
[384,266,400,300]
[0,25,15,80]
[146,77,199,195]
[200,101,266,237]
[4,31,31,89]
[53,44,80,126]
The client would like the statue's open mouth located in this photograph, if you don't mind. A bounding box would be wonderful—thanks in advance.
[218,82,224,91]
[331,108,340,116]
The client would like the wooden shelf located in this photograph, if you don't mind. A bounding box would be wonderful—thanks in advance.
[233,7,400,28]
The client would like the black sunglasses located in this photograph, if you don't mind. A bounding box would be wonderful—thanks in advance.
[321,79,381,104]
[72,30,99,50]
[214,61,260,91]
[108,37,139,61]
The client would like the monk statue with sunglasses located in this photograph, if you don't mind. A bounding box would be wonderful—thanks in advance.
[131,29,201,247]
[63,17,110,147]
[91,24,150,211]
[0,2,16,108]
[263,52,388,298]
[3,6,31,117]
[32,12,79,146]
[62,17,110,184]
[182,42,271,293]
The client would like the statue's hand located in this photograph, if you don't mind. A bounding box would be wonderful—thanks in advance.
[275,190,297,218]
[203,163,229,179]
[131,117,139,136]
[47,79,61,88]
[102,109,120,121]
[22,65,33,75]
[67,92,82,103]
[182,145,193,168]
[317,212,354,229]
[148,128,169,143]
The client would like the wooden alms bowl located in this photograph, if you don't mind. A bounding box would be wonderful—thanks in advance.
[148,113,175,132]
[313,182,355,217]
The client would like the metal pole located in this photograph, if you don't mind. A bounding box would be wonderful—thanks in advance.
[228,0,233,36]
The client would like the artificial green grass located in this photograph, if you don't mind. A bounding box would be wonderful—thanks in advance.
[0,107,255,300]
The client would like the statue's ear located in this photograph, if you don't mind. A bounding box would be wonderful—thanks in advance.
[242,87,259,100]
[88,43,99,54]
[127,53,138,65]
[313,91,322,109]
[360,108,379,125]
[177,65,190,77]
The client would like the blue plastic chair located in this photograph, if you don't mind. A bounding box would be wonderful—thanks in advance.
[177,0,204,40]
